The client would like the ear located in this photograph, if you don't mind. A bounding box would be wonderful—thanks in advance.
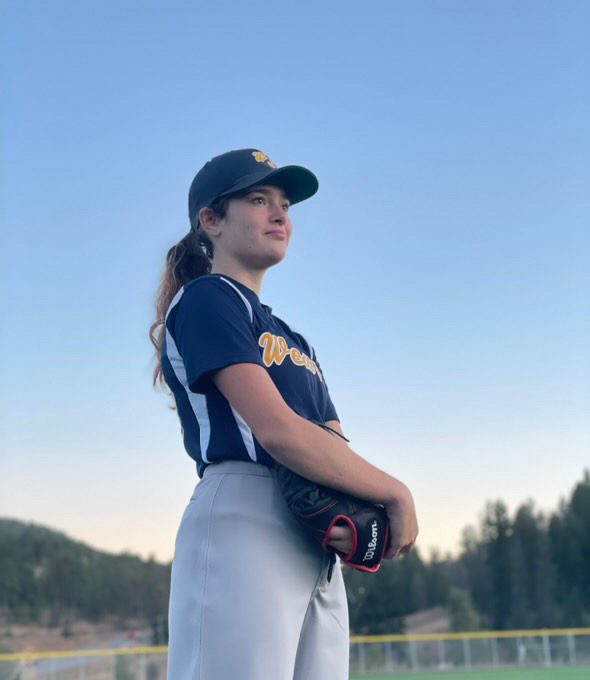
[199,206,222,239]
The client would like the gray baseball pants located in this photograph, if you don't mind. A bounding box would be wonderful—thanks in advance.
[166,460,350,680]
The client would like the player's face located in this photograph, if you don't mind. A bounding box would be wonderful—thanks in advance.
[216,185,293,270]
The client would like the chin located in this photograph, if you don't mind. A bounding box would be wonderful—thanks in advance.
[258,246,288,268]
[264,254,286,269]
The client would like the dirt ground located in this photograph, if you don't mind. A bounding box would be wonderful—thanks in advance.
[0,619,152,654]
[0,608,449,654]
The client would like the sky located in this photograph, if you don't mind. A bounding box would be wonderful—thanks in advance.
[1,1,589,564]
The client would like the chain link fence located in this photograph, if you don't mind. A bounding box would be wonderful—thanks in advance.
[1,629,590,678]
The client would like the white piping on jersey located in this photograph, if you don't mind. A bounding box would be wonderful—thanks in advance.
[218,276,254,323]
[165,286,185,322]
[164,291,212,463]
[214,277,258,460]
[229,406,258,462]
[165,327,212,463]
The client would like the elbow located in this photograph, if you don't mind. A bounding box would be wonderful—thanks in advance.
[257,410,299,462]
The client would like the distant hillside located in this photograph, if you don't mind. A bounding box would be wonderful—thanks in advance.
[2,468,589,636]
[0,519,170,628]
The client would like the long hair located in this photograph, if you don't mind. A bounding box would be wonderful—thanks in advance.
[149,195,232,390]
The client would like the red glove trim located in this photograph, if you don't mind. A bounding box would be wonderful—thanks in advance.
[321,514,359,562]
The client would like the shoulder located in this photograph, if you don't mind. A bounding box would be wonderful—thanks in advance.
[168,275,249,318]
[182,274,238,301]
[166,275,255,341]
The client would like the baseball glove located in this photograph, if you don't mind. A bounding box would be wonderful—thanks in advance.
[274,420,391,573]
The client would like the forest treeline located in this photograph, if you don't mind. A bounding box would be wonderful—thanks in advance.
[345,469,590,633]
[1,470,588,636]
[0,521,169,630]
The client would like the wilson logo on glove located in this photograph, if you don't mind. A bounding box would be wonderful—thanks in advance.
[363,521,380,562]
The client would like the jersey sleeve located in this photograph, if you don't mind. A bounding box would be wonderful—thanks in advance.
[308,344,339,423]
[323,390,339,423]
[168,277,265,394]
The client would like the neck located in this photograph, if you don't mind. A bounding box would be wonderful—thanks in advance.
[210,262,265,297]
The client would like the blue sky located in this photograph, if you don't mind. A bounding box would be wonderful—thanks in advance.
[1,1,588,562]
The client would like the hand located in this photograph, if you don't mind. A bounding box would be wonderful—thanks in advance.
[384,487,419,559]
[326,523,354,555]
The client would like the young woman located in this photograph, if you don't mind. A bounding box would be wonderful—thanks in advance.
[150,148,418,680]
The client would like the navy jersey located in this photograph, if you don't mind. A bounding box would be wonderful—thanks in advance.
[161,273,339,477]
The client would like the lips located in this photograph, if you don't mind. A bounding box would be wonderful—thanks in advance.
[266,231,286,239]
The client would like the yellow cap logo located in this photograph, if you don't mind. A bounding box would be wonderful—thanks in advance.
[252,151,277,169]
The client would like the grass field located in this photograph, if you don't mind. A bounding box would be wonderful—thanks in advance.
[350,666,590,680]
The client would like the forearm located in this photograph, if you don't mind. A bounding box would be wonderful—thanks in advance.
[262,411,409,506]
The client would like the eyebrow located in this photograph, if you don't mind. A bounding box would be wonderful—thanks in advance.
[248,187,290,203]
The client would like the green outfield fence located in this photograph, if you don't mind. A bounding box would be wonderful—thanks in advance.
[1,628,589,678]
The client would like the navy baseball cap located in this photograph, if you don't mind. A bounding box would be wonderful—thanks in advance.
[188,148,318,230]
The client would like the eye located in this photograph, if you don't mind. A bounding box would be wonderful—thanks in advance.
[282,203,290,212]
[250,195,266,204]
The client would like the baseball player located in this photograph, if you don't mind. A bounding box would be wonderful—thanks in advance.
[150,149,418,679]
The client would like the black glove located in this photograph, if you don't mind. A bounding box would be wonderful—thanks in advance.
[274,421,390,573]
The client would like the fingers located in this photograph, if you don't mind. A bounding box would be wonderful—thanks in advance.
[385,541,416,560]
[326,524,354,554]
[384,502,419,560]
[329,525,351,540]
[385,541,402,559]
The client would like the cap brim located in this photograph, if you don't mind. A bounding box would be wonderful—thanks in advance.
[218,165,319,205]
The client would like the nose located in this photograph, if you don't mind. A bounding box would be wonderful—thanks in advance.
[269,201,286,224]
[268,198,287,224]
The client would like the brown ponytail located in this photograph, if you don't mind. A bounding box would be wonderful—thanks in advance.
[148,230,209,389]
[149,195,234,390]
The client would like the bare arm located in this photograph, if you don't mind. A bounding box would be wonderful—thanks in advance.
[213,364,410,507]
[324,419,345,439]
